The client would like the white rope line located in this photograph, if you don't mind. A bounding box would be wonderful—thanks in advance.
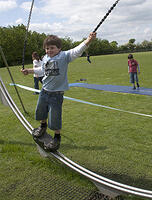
[10,83,152,118]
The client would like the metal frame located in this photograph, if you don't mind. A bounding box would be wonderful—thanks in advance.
[0,83,9,106]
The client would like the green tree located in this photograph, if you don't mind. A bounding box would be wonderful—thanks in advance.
[129,38,135,44]
[61,37,73,50]
[0,25,46,67]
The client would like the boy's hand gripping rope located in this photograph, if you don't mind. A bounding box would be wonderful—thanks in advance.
[93,0,120,32]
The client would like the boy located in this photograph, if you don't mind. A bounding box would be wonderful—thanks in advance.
[128,54,140,90]
[21,32,96,151]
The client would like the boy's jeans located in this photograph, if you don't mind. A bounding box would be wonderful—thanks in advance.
[35,89,64,130]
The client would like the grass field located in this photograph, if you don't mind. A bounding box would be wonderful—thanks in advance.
[0,52,152,200]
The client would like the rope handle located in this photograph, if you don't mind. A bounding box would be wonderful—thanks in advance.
[93,0,120,32]
[22,0,35,69]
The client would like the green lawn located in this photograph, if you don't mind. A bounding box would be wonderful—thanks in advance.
[0,52,152,200]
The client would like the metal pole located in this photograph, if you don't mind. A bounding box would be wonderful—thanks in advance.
[22,0,35,69]
[0,46,28,113]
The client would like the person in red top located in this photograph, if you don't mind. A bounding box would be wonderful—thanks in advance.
[128,54,140,89]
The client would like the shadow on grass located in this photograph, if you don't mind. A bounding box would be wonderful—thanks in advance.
[60,142,152,192]
[0,139,35,147]
[61,134,107,151]
[1,140,152,194]
[61,143,107,151]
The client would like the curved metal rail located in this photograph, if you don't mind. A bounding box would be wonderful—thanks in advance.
[1,77,152,199]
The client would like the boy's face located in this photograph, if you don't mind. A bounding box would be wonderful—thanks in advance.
[45,45,61,58]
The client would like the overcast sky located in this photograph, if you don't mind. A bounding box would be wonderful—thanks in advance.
[0,0,152,45]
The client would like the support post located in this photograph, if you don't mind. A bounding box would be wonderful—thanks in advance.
[0,46,27,113]
[36,144,49,158]
[92,181,125,199]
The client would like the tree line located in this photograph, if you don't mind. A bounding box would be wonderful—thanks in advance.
[0,24,152,67]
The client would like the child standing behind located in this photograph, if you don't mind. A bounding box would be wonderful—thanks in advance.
[32,52,44,94]
[128,54,140,90]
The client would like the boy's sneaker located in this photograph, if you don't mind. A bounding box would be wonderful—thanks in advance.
[45,137,61,151]
[32,126,47,137]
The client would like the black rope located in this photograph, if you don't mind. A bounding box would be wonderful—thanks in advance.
[87,0,120,63]
[93,0,120,32]
[0,46,27,113]
[0,1,35,113]
[22,0,35,69]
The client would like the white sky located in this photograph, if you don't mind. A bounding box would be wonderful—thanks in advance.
[0,0,152,45]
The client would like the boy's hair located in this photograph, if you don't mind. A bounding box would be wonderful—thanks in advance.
[32,52,40,61]
[43,35,62,49]
[128,54,133,59]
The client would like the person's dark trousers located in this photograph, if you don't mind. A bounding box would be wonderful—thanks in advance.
[34,77,39,91]
[38,77,43,84]
[34,77,43,94]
